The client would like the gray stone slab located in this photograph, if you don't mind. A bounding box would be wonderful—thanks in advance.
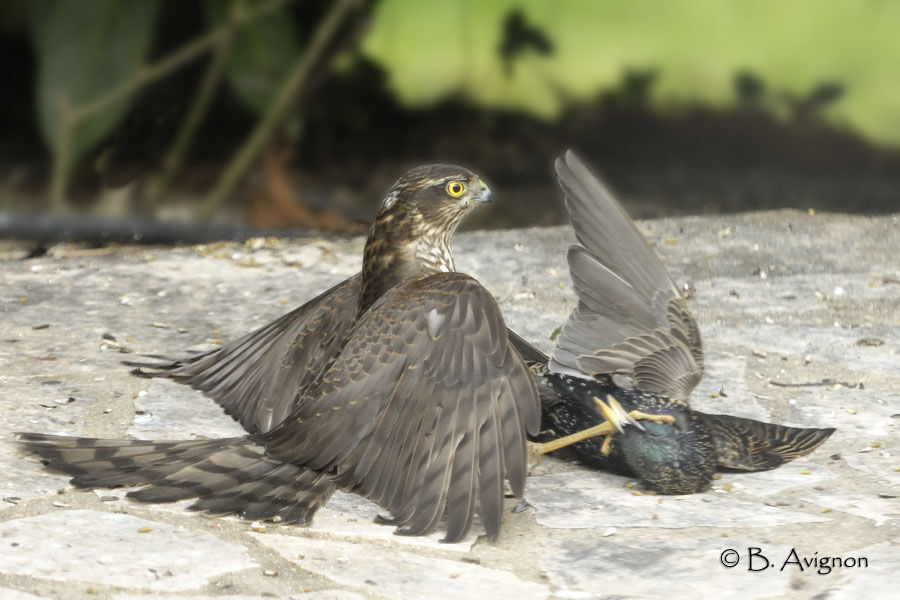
[115,596,292,600]
[252,533,550,599]
[291,593,370,600]
[820,541,899,599]
[128,380,246,440]
[2,211,897,598]
[0,589,46,600]
[800,492,900,527]
[115,595,367,600]
[714,459,835,496]
[306,491,478,551]
[528,470,829,529]
[540,537,794,599]
[0,439,72,509]
[0,510,256,592]
[843,449,900,487]
[86,472,479,550]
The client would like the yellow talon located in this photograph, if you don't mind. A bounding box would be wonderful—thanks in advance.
[599,431,614,456]
[536,419,617,455]
[536,394,676,457]
[628,408,676,427]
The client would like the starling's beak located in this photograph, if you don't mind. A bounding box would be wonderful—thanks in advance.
[594,395,646,433]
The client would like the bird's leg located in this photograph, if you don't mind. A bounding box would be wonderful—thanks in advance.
[536,395,675,456]
[535,419,618,455]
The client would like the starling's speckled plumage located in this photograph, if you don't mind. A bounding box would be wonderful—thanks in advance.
[20,165,540,543]
[519,152,834,494]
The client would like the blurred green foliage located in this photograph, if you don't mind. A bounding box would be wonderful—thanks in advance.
[361,0,900,147]
[29,0,159,171]
[13,0,900,207]
[205,0,301,115]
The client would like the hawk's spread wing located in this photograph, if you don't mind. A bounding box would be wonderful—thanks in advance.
[550,151,704,400]
[127,275,361,434]
[264,273,540,542]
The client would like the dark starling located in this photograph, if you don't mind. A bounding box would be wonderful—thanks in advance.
[513,151,834,494]
[19,164,540,542]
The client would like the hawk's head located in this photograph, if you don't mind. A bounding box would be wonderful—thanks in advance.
[359,164,492,313]
[377,164,492,233]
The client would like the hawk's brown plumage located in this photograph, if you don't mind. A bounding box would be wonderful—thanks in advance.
[20,164,540,542]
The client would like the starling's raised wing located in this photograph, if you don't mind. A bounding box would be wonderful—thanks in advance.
[550,151,703,400]
[697,412,835,471]
[264,273,540,542]
[126,275,361,434]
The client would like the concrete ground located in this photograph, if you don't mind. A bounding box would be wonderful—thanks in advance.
[1,210,897,600]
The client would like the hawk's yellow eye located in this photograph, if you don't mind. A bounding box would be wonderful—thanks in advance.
[446,180,466,197]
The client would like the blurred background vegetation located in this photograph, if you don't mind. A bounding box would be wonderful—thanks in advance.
[1,0,898,241]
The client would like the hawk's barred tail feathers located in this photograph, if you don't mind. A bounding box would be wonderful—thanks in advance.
[17,433,336,524]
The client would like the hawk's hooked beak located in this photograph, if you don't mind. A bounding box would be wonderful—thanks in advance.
[474,178,492,204]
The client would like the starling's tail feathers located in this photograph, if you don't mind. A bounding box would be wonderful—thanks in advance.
[17,433,335,523]
[697,412,835,471]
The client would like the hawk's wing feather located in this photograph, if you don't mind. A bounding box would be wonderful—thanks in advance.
[550,151,704,400]
[506,329,549,366]
[125,275,361,433]
[264,272,540,542]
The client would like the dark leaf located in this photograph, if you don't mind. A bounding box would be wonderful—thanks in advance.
[206,0,301,115]
[30,0,159,169]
